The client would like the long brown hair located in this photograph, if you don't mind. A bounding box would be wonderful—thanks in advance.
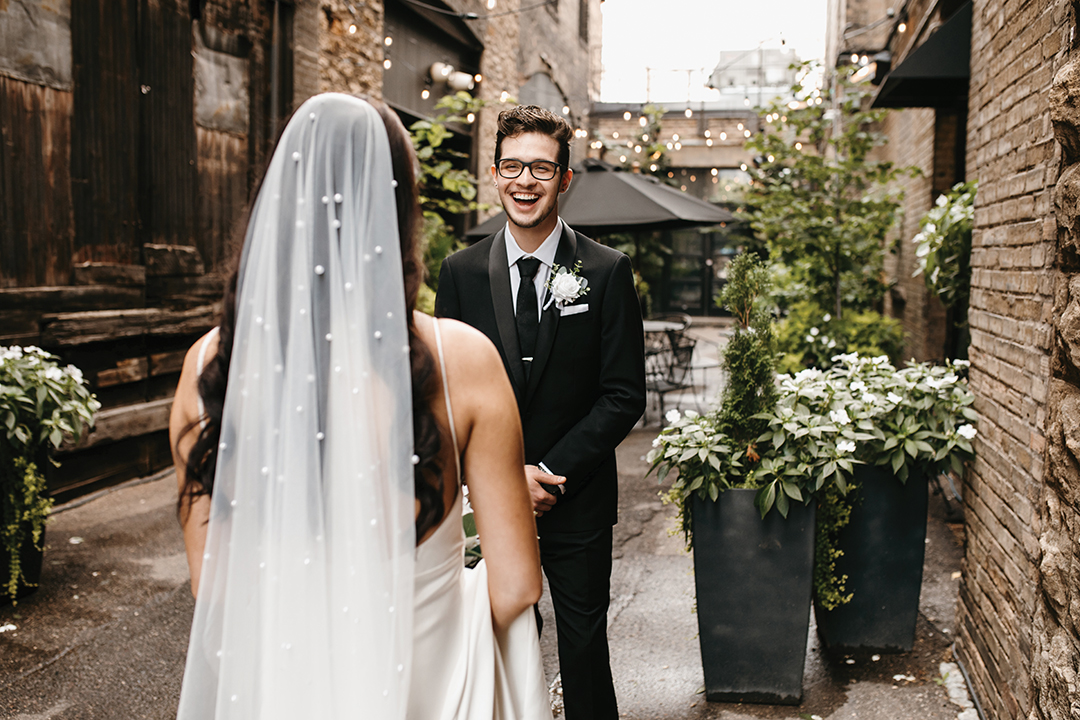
[179,98,447,541]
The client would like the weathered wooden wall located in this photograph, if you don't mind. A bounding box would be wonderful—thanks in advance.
[0,77,74,288]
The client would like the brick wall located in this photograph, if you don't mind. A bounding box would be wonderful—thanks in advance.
[879,107,949,363]
[957,1,1072,718]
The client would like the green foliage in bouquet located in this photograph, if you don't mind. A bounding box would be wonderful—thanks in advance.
[913,181,976,311]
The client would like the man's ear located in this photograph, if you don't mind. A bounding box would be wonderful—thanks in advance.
[490,164,498,184]
[559,168,574,194]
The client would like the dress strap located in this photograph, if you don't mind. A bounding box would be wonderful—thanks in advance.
[195,326,220,430]
[431,319,462,483]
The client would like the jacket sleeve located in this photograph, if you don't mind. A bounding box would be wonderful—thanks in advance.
[434,258,461,320]
[540,253,646,498]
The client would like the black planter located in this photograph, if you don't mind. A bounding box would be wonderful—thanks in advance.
[691,489,816,704]
[815,465,928,653]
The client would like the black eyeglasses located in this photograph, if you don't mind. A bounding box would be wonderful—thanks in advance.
[496,158,563,181]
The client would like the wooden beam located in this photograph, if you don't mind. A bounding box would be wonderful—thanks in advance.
[73,263,147,287]
[40,304,218,346]
[61,397,174,451]
[150,349,187,376]
[0,285,145,312]
[95,357,149,388]
[144,244,205,277]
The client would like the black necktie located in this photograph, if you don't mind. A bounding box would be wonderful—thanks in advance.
[516,257,541,377]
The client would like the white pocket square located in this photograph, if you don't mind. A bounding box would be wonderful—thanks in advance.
[559,303,589,316]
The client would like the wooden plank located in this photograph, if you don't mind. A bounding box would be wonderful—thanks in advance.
[40,304,218,346]
[150,349,186,376]
[144,243,205,277]
[62,397,174,451]
[95,357,149,388]
[73,263,147,286]
[0,310,41,345]
[0,285,145,312]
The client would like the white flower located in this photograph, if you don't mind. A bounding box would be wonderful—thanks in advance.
[862,393,877,404]
[887,392,903,404]
[547,263,590,307]
[45,366,64,382]
[850,381,866,393]
[652,436,662,447]
[809,327,819,336]
[837,440,856,454]
[952,359,970,368]
[829,409,851,425]
[823,313,832,322]
[805,334,814,343]
[957,424,977,439]
[66,365,84,384]
[827,339,837,348]
[924,222,937,236]
[941,373,958,385]
[936,194,949,207]
[665,409,682,425]
[915,242,931,258]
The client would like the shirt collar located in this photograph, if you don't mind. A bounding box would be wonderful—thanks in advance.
[505,217,563,269]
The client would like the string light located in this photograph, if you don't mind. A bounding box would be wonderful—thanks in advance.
[612,131,620,139]
[740,163,748,171]
[767,154,775,162]
[650,164,658,172]
[720,131,727,140]
[349,24,357,33]
[619,155,627,162]
[737,123,744,130]
[743,129,751,138]
[711,168,718,176]
[850,53,859,63]
[689,174,696,182]
[487,0,496,7]
[704,130,711,138]
[421,88,430,99]
[795,142,802,150]
[674,142,682,150]
[562,105,570,115]
[383,59,392,69]
[706,138,713,146]
[642,134,649,141]
[898,21,907,32]
[384,36,393,46]
[474,73,483,83]
[672,133,679,141]
[623,111,632,121]
[634,145,642,153]
[466,112,475,123]
[639,116,647,127]
[684,108,693,118]
[500,91,509,102]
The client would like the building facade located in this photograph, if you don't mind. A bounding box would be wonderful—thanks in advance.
[0,0,599,499]
[828,0,1080,717]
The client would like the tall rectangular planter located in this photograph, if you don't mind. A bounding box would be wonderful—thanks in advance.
[814,466,928,652]
[691,489,816,704]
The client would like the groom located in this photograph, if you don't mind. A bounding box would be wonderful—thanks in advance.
[435,105,646,720]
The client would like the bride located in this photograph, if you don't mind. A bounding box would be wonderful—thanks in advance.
[169,93,553,720]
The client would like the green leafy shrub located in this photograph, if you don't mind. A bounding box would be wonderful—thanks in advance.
[1,346,98,601]
[775,300,904,374]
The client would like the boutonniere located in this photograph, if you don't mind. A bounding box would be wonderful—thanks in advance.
[544,261,590,310]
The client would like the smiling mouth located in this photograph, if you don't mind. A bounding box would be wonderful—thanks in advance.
[511,192,540,206]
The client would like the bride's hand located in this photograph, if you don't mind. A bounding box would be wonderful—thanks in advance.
[524,465,565,516]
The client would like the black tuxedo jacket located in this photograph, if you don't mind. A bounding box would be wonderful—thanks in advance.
[435,223,647,533]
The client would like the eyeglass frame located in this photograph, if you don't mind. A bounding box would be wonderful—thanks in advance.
[495,158,566,181]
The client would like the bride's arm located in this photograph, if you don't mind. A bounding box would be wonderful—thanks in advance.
[169,331,216,599]
[440,320,543,633]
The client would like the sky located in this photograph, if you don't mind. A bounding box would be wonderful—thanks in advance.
[600,0,829,103]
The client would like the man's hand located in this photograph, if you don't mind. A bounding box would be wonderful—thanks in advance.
[525,465,566,516]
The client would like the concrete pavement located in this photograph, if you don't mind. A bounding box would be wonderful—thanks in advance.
[0,324,979,718]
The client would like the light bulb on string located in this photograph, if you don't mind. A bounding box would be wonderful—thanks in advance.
[349,24,357,34]
[487,0,496,7]
[720,132,727,140]
[384,36,393,46]
[639,116,647,127]
[898,21,907,32]
[562,105,570,115]
[706,138,713,147]
[684,108,693,118]
[612,131,620,139]
[704,130,711,138]
[421,88,430,99]
[383,58,392,69]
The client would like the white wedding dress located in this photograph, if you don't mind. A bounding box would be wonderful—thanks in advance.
[408,321,553,720]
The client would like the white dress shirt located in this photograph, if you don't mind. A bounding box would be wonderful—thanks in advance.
[505,218,563,318]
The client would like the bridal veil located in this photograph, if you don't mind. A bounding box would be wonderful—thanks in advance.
[177,94,415,719]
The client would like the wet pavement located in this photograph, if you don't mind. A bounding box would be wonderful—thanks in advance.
[0,318,976,719]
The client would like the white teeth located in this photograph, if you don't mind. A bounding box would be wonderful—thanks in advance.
[512,193,539,201]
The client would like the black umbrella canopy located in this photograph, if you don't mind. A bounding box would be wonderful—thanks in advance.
[466,158,737,239]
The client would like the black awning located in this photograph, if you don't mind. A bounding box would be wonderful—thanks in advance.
[872,0,971,109]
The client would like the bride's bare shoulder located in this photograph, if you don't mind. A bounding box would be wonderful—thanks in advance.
[413,313,504,385]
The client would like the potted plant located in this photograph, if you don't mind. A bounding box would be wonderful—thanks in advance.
[1,346,98,603]
[757,353,977,651]
[647,254,817,705]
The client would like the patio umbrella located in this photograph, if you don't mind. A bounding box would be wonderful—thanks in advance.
[465,158,738,238]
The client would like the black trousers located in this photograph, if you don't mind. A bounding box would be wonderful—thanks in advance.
[538,527,618,720]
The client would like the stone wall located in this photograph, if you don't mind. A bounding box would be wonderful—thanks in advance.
[1037,20,1080,719]
[956,1,1073,718]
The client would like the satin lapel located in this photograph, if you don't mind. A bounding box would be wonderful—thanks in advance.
[525,225,578,405]
[488,230,527,398]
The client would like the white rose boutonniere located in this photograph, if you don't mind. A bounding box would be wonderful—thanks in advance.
[544,261,590,310]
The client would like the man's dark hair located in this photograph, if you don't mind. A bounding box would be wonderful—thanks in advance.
[494,105,574,169]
